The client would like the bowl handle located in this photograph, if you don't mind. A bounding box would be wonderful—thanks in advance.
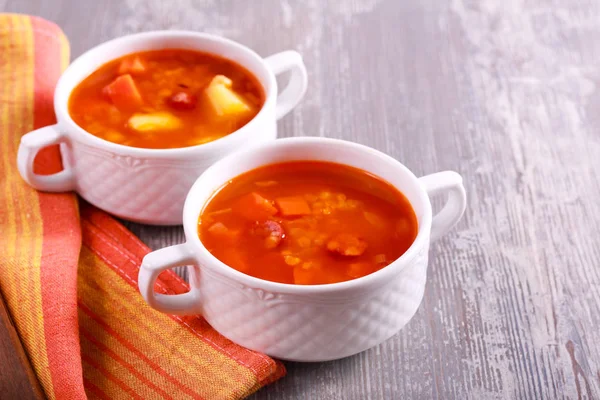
[17,124,76,192]
[138,243,201,315]
[419,171,467,242]
[264,50,308,120]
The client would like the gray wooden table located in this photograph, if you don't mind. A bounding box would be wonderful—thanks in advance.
[5,0,600,398]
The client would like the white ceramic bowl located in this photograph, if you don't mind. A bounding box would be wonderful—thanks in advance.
[138,137,467,361]
[17,31,307,225]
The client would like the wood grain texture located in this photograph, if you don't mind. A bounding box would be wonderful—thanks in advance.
[0,292,45,399]
[2,0,600,398]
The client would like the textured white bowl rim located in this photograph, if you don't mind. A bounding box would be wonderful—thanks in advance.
[54,30,277,158]
[182,137,433,295]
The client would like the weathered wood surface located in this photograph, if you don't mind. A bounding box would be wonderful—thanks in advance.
[0,291,45,400]
[3,0,600,398]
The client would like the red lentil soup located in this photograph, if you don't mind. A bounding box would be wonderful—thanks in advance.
[198,161,418,285]
[68,49,264,149]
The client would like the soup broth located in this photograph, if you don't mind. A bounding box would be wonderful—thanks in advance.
[69,49,264,149]
[198,161,418,285]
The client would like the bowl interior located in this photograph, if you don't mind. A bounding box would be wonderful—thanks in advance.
[183,138,432,292]
[53,31,277,155]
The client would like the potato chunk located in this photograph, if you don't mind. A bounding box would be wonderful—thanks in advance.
[128,112,182,132]
[205,75,254,117]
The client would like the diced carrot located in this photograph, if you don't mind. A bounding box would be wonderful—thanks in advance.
[232,192,277,221]
[275,196,312,217]
[326,233,368,256]
[102,74,143,110]
[374,254,387,264]
[208,221,229,235]
[118,56,146,75]
[207,222,239,242]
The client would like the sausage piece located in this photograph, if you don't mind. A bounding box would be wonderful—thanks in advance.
[251,220,285,249]
[167,91,197,110]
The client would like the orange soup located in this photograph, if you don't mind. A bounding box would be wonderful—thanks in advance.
[69,49,264,149]
[198,162,418,285]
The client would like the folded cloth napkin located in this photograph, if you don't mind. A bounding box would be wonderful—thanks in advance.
[0,14,284,399]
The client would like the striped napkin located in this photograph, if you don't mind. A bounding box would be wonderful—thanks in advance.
[0,14,284,399]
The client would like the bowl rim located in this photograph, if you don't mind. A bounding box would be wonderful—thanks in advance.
[182,137,433,295]
[54,30,277,158]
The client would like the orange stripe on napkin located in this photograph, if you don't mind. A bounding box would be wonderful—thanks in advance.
[0,14,62,397]
[30,15,87,398]
[0,13,285,400]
